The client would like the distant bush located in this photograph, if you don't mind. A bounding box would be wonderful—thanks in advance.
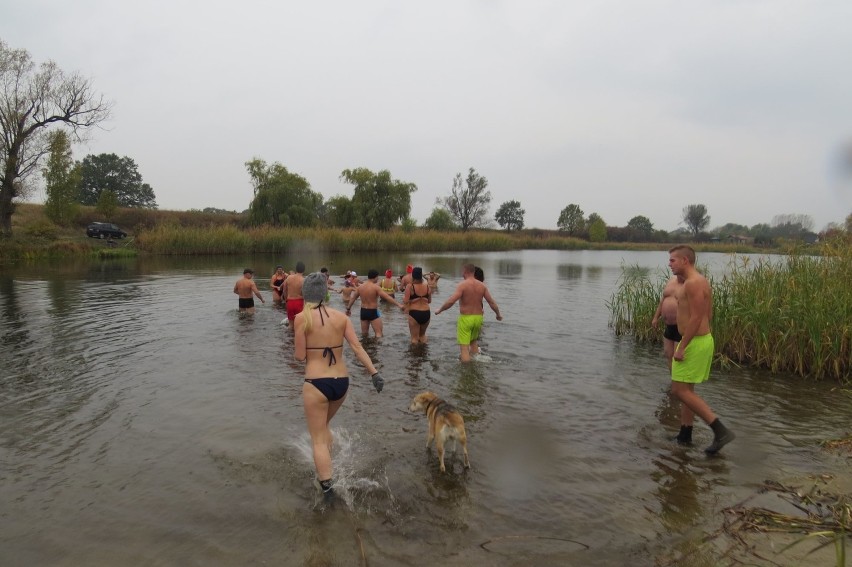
[23,218,59,240]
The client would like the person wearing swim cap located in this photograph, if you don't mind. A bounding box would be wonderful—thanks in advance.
[399,264,414,293]
[380,269,398,299]
[294,272,384,497]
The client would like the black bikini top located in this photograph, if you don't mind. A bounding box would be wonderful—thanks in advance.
[304,303,342,366]
[409,282,430,300]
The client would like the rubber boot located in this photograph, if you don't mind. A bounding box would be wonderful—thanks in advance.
[705,419,735,454]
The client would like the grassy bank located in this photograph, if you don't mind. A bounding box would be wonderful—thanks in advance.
[133,224,596,254]
[3,203,774,258]
[608,239,852,382]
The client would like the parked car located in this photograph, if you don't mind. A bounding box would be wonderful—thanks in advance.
[86,222,127,239]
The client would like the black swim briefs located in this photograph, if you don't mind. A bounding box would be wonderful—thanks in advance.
[664,323,682,342]
[360,308,380,321]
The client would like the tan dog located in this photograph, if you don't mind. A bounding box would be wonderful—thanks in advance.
[409,392,470,473]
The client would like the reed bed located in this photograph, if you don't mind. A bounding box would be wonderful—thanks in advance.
[608,239,852,382]
[134,224,592,254]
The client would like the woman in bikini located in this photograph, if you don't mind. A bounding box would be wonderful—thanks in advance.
[293,273,384,496]
[403,266,432,344]
[270,265,287,303]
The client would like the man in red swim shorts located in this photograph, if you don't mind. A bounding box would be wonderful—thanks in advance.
[284,261,306,324]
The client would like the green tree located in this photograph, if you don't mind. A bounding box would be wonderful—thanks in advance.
[557,204,584,235]
[750,223,774,245]
[494,200,525,232]
[626,215,654,241]
[79,153,157,208]
[846,212,852,232]
[0,40,111,236]
[340,167,416,231]
[423,207,456,231]
[96,188,118,220]
[712,222,750,237]
[681,204,710,238]
[586,212,603,229]
[588,217,607,242]
[439,167,491,231]
[42,130,80,226]
[323,195,354,228]
[246,158,322,226]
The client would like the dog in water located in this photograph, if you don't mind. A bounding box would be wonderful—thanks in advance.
[409,391,470,473]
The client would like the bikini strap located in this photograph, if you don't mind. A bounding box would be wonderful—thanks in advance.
[321,346,337,366]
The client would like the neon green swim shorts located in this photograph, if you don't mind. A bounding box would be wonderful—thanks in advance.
[671,334,714,384]
[456,314,484,345]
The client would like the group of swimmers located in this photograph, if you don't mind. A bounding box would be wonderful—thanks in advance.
[234,261,503,497]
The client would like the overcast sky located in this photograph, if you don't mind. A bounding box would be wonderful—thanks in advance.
[4,1,852,231]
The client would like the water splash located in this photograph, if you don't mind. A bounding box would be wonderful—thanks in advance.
[287,427,392,512]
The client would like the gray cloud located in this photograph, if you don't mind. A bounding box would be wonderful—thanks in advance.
[4,0,850,231]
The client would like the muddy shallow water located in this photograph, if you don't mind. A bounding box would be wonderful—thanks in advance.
[1,250,847,566]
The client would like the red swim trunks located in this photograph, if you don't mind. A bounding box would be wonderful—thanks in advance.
[286,298,305,321]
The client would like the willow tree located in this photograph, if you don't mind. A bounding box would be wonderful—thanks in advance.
[340,167,417,231]
[246,158,322,226]
[0,40,111,237]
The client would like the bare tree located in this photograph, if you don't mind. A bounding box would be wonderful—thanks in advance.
[439,168,491,231]
[0,40,111,236]
[681,204,710,238]
[771,213,814,232]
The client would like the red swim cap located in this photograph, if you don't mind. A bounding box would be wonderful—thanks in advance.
[406,264,413,273]
[385,269,393,277]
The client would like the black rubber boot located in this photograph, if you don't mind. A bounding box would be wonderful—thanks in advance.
[673,425,693,445]
[313,478,334,497]
[705,419,735,454]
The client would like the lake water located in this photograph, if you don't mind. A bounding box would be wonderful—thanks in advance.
[0,249,848,566]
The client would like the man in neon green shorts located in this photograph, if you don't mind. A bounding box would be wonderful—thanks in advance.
[668,245,735,454]
[434,263,502,362]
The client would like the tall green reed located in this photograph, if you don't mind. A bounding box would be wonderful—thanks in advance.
[608,239,851,382]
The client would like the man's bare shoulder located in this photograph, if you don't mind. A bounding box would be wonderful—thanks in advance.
[683,273,710,295]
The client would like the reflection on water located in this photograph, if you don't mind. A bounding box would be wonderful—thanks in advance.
[557,263,583,279]
[0,250,847,566]
[496,259,522,277]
